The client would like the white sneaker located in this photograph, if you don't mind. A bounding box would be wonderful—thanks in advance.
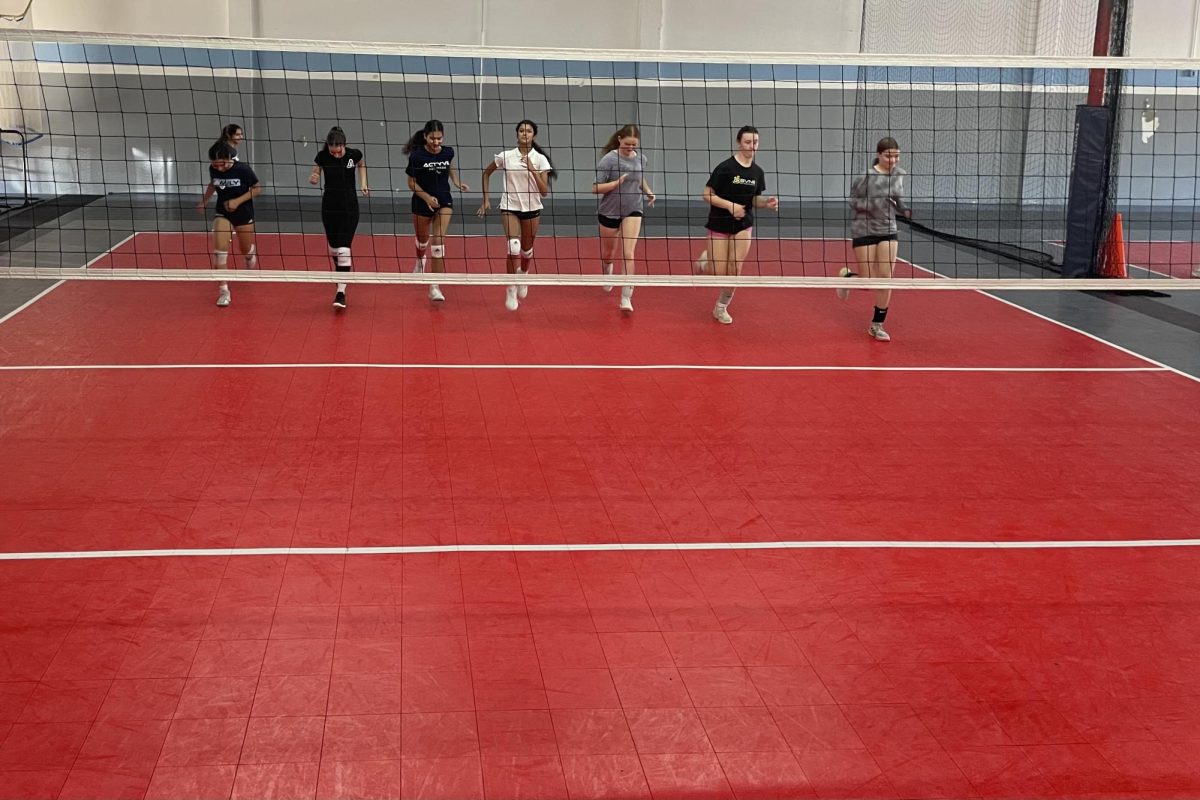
[869,323,891,342]
[1192,264,1200,278]
[216,286,230,307]
[602,263,614,292]
[429,284,445,302]
[619,287,633,313]
[836,267,854,300]
[713,303,732,324]
[694,252,710,275]
[505,285,519,311]
[414,259,426,274]
[516,270,528,299]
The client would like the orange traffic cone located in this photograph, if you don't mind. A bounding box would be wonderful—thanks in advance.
[1100,212,1128,278]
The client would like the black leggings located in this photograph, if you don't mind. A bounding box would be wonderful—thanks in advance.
[322,206,360,250]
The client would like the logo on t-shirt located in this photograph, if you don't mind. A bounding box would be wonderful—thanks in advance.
[732,176,757,186]
[213,178,242,189]
[346,159,355,168]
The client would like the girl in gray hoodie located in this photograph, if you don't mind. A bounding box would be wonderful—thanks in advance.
[843,137,910,341]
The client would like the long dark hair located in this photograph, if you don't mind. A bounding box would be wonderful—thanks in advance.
[873,136,900,166]
[325,126,347,149]
[516,119,557,182]
[219,123,242,143]
[601,124,640,155]
[404,119,444,154]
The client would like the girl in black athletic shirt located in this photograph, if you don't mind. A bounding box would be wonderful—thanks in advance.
[696,126,778,325]
[197,140,260,307]
[309,126,368,309]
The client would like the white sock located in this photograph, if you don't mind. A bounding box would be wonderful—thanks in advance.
[336,282,346,292]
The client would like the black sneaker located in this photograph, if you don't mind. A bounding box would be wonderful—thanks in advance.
[333,291,346,309]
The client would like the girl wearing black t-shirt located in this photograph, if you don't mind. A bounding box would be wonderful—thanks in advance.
[404,120,469,303]
[196,141,261,307]
[698,126,778,324]
[309,126,369,309]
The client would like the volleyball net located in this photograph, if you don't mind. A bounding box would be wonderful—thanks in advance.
[1,29,1198,290]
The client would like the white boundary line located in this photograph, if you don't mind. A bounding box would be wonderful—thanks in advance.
[1042,238,1182,280]
[0,282,66,326]
[4,539,1200,561]
[0,363,1167,374]
[2,237,1196,560]
[0,233,137,327]
[980,293,1200,385]
[907,259,1200,385]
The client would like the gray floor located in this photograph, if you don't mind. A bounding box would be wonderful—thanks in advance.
[2,196,1198,379]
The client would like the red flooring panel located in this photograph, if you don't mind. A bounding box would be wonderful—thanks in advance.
[0,278,1145,369]
[2,238,1200,798]
[0,549,1195,798]
[1,366,1198,551]
[1124,240,1200,279]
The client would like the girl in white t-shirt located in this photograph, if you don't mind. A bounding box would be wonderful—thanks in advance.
[478,120,556,310]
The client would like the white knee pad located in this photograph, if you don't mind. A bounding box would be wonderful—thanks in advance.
[213,249,228,267]
[415,239,428,252]
[335,246,351,269]
[521,248,534,260]
[430,244,445,259]
[507,238,522,256]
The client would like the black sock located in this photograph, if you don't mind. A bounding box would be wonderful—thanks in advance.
[873,306,888,324]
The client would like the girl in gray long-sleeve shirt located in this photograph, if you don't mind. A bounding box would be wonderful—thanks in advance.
[592,124,655,313]
[840,136,911,342]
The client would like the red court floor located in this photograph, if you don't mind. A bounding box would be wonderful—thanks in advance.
[1123,240,1200,279]
[1,235,1199,799]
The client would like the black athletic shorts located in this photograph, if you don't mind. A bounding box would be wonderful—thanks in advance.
[597,210,643,229]
[412,194,452,218]
[852,233,899,248]
[502,208,541,221]
[704,217,755,236]
[216,203,254,228]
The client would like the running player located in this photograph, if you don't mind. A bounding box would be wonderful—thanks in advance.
[309,126,368,309]
[698,125,778,324]
[219,123,244,160]
[843,136,910,341]
[197,140,260,307]
[477,119,554,311]
[593,124,655,313]
[405,119,469,302]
